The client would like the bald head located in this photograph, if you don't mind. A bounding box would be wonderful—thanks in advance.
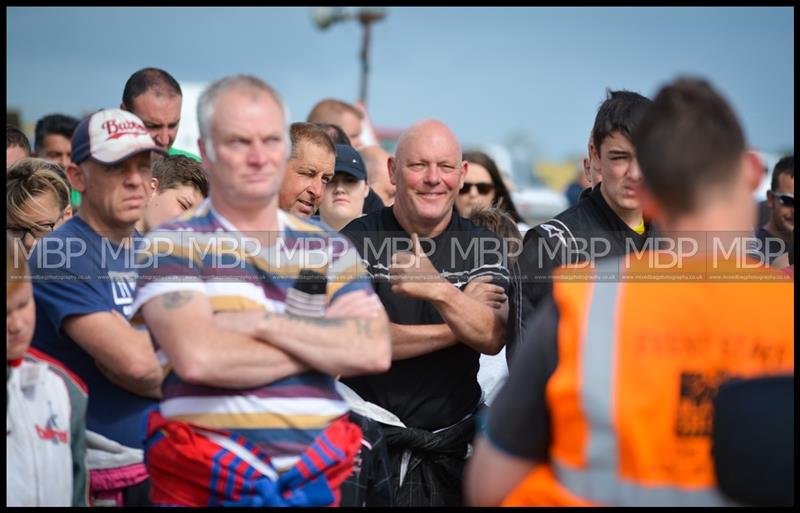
[395,119,462,163]
[307,98,364,149]
[389,119,466,237]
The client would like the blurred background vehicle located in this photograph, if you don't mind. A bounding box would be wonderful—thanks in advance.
[479,143,568,226]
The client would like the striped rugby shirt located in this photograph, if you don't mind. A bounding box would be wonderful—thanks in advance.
[131,199,373,470]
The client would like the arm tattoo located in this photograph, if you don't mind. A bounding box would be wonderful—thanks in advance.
[290,316,345,328]
[355,319,371,336]
[262,310,345,328]
[162,291,192,310]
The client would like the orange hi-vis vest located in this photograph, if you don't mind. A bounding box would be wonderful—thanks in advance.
[503,255,794,506]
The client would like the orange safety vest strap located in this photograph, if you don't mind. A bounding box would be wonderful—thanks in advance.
[553,461,734,507]
[501,464,593,507]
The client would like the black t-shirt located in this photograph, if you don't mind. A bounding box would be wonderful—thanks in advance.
[753,226,787,266]
[341,206,510,430]
[362,188,385,214]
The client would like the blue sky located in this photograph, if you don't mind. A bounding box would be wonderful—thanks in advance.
[7,6,794,161]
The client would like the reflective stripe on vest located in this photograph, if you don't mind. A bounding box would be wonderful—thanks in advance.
[552,257,735,507]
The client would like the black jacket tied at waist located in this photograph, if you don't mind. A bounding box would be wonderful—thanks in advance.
[382,414,476,507]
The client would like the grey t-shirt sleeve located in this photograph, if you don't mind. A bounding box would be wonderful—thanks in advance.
[486,293,560,460]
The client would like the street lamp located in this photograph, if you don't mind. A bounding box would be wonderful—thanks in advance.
[312,7,387,107]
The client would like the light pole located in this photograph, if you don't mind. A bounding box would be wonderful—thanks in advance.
[312,7,387,107]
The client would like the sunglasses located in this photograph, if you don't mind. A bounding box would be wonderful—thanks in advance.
[773,192,795,208]
[459,182,494,195]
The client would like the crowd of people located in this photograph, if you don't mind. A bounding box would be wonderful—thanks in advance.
[6,66,794,507]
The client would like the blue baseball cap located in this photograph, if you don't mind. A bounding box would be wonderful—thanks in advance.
[334,144,367,182]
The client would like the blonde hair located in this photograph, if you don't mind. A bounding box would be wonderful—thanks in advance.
[469,206,523,265]
[7,157,70,228]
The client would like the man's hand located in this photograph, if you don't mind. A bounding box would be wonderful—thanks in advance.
[464,275,508,310]
[389,233,448,301]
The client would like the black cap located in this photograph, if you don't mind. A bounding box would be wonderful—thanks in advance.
[334,144,367,182]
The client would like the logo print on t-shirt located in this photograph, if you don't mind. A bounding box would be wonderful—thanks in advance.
[109,271,137,306]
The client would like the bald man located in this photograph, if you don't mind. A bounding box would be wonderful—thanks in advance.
[340,120,511,506]
[307,98,365,150]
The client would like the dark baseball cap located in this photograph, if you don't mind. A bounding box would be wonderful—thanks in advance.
[334,144,367,182]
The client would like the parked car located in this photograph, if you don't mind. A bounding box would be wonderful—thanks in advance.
[512,184,569,227]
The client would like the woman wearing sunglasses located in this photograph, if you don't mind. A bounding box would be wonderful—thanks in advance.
[455,150,528,233]
[7,157,72,252]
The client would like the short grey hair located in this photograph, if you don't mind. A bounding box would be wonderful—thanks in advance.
[197,74,290,162]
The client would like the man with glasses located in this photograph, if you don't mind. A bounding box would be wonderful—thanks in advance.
[754,155,794,265]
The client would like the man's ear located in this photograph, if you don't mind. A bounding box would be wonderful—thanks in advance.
[197,137,209,166]
[388,156,397,186]
[149,177,160,197]
[62,204,73,222]
[67,162,87,193]
[743,150,764,194]
[590,141,600,163]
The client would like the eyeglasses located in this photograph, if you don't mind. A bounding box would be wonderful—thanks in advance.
[7,221,58,241]
[459,182,494,195]
[773,192,795,208]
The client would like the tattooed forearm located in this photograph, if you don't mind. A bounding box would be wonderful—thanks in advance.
[262,310,363,330]
[162,291,192,310]
[355,319,371,336]
[289,315,346,327]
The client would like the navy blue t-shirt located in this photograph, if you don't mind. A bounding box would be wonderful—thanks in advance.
[29,216,156,449]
